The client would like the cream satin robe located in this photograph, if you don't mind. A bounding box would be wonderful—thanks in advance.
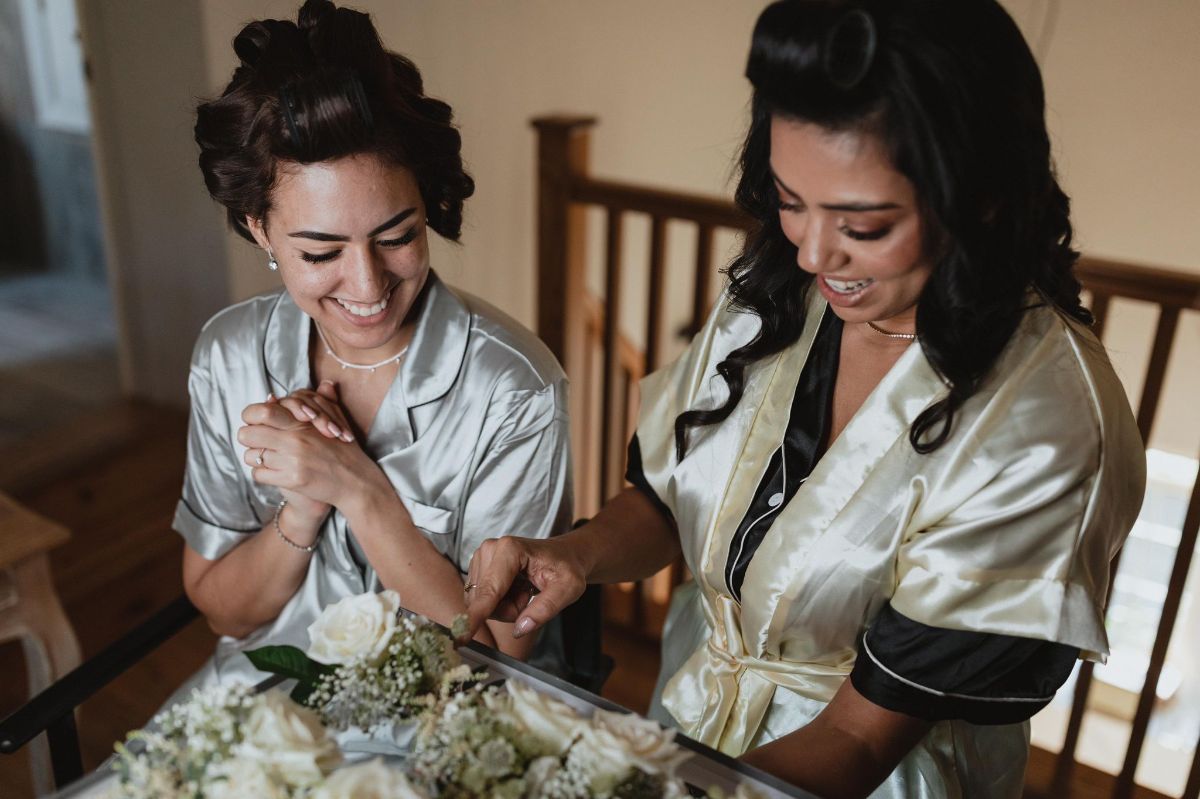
[639,286,1144,798]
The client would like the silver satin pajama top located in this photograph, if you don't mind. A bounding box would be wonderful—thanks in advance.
[171,272,572,688]
[638,285,1145,798]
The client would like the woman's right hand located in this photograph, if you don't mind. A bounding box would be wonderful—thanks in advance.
[462,534,589,642]
[240,385,353,521]
[272,380,357,442]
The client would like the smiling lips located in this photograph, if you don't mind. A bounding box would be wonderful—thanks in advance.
[334,285,395,317]
[825,277,875,294]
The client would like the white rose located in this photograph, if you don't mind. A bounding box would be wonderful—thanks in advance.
[566,724,636,794]
[523,755,562,797]
[311,758,428,799]
[235,690,342,786]
[479,684,519,727]
[307,590,402,665]
[505,680,586,754]
[590,708,689,777]
[204,756,288,799]
[661,778,691,799]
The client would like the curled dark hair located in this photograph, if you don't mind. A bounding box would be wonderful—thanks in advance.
[675,0,1089,458]
[195,0,474,243]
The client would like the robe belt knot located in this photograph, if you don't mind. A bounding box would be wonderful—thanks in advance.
[660,593,851,756]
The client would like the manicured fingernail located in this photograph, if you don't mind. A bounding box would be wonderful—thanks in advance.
[321,379,334,386]
[328,422,342,438]
[513,617,535,638]
[267,392,275,401]
[302,406,317,419]
[341,431,354,443]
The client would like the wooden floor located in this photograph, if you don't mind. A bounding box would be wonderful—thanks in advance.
[0,401,662,798]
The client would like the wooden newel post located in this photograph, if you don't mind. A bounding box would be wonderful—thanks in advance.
[531,115,595,379]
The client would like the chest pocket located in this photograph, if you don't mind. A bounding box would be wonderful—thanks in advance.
[405,498,457,536]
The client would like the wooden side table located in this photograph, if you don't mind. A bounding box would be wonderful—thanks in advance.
[0,492,82,796]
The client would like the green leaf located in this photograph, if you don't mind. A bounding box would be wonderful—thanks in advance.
[244,645,332,684]
[289,678,319,706]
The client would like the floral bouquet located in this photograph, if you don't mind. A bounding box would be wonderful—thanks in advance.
[411,679,692,798]
[110,684,342,798]
[245,590,483,735]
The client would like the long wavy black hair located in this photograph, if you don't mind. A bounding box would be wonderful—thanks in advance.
[675,0,1089,459]
[195,0,474,244]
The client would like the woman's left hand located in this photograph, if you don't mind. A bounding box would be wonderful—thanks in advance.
[238,407,383,511]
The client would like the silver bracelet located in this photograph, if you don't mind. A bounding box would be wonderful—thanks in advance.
[273,499,319,553]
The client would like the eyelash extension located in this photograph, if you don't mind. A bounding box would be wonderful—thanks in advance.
[378,226,420,248]
[839,225,892,241]
[297,226,421,264]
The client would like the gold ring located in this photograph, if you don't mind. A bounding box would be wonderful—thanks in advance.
[255,448,266,466]
[463,582,479,593]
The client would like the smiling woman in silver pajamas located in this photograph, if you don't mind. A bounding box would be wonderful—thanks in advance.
[172,0,571,692]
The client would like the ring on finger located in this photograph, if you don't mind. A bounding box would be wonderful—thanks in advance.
[255,448,266,466]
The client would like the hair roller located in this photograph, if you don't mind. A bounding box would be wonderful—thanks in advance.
[233,21,274,67]
[822,8,878,90]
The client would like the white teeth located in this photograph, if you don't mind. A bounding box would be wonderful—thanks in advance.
[826,277,874,294]
[336,288,391,317]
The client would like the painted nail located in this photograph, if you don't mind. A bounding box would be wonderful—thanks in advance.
[341,431,354,443]
[513,617,535,638]
[328,422,343,438]
[302,406,317,419]
[267,392,276,401]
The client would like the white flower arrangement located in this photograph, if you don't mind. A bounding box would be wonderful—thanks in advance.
[110,684,342,799]
[246,590,484,733]
[411,679,692,798]
[109,590,772,798]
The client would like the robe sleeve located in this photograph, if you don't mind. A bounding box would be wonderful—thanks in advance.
[455,380,573,573]
[889,338,1145,661]
[173,366,264,560]
[850,602,1078,724]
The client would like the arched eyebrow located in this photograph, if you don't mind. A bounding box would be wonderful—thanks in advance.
[288,208,416,242]
[770,170,900,212]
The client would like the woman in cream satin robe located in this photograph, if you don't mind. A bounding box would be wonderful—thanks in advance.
[174,0,570,694]
[464,1,1145,797]
[632,283,1141,797]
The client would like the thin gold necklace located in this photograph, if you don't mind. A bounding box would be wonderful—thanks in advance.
[866,320,917,341]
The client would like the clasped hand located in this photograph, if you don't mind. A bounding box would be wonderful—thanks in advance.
[237,381,371,520]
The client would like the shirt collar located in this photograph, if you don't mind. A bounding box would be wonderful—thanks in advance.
[261,270,470,409]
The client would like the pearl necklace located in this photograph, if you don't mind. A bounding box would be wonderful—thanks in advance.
[315,324,408,372]
[866,320,917,341]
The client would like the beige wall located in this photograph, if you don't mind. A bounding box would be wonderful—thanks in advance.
[99,1,1197,454]
[79,0,230,404]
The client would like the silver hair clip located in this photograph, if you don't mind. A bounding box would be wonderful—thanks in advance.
[278,84,303,145]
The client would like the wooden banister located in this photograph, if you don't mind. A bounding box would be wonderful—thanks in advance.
[1076,256,1200,311]
[572,178,752,231]
[532,115,595,368]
